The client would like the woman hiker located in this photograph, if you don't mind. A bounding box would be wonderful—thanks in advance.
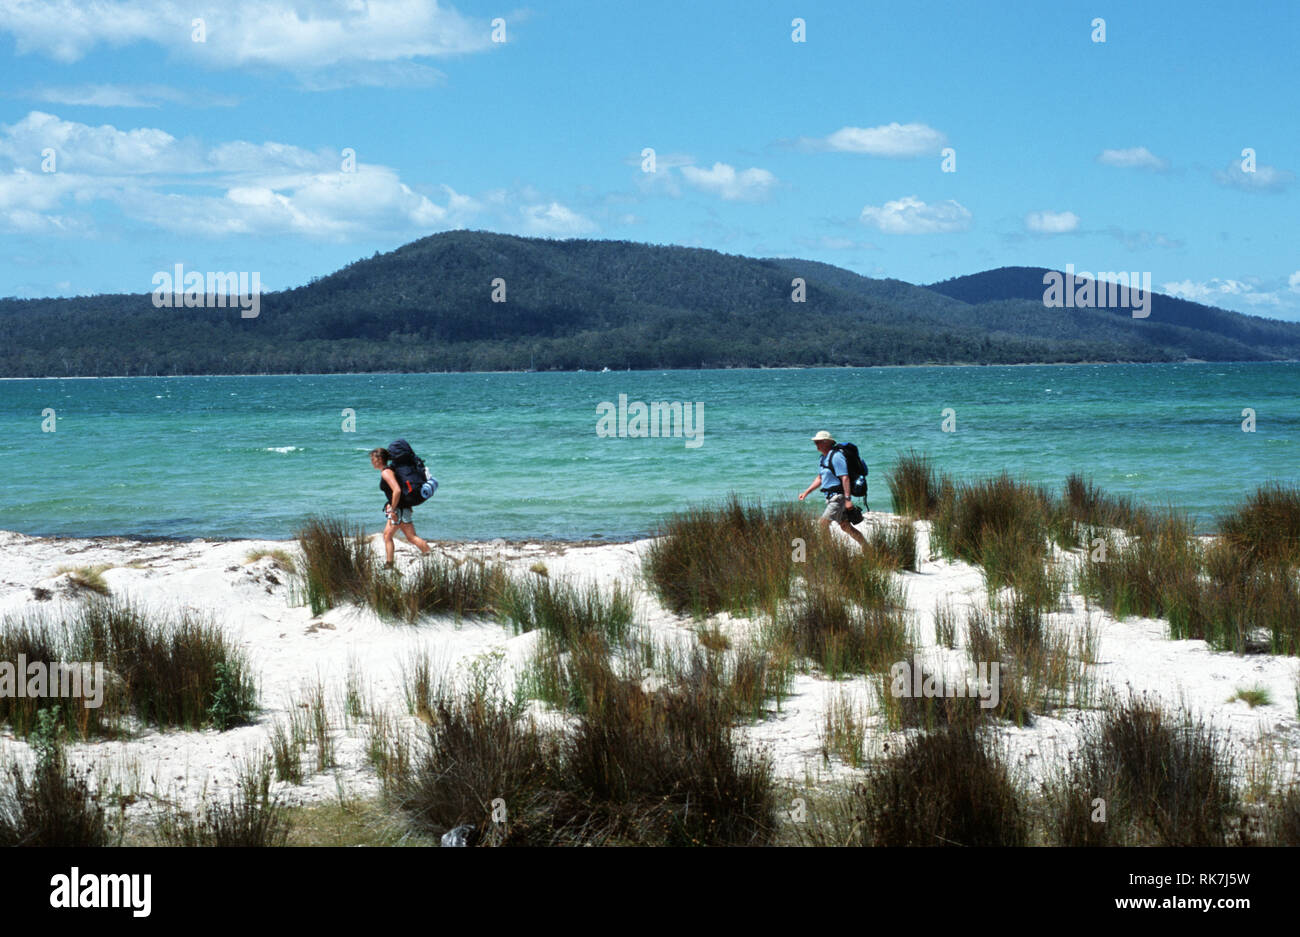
[370,447,432,567]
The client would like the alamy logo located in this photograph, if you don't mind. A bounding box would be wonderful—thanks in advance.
[1042,264,1151,318]
[890,656,1000,709]
[0,655,104,708]
[151,264,261,318]
[50,868,150,917]
[596,393,704,448]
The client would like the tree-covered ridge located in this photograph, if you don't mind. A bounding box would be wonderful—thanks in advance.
[2,231,1298,376]
[928,266,1300,355]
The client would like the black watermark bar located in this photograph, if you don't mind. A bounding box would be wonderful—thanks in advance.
[2,846,1274,925]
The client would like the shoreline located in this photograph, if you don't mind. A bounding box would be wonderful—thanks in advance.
[5,359,1299,381]
[0,529,639,549]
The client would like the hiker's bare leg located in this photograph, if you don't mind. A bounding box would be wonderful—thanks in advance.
[399,523,431,554]
[383,522,397,564]
[839,519,867,547]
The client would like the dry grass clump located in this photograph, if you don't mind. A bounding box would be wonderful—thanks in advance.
[644,496,817,618]
[1046,691,1239,846]
[0,598,256,739]
[887,450,942,519]
[387,647,778,846]
[799,723,1028,847]
[0,710,120,846]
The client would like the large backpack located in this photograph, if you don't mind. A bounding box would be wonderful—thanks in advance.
[382,438,437,508]
[824,442,869,498]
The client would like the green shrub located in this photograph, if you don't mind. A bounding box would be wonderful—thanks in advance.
[832,724,1028,846]
[295,515,376,615]
[1219,482,1300,570]
[0,710,118,847]
[887,450,941,518]
[502,576,633,647]
[644,496,816,617]
[0,599,256,738]
[396,647,778,846]
[1047,692,1238,846]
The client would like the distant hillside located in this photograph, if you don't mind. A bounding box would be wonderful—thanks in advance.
[2,233,1298,376]
[928,266,1300,359]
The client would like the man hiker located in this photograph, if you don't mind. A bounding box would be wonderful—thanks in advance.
[798,430,867,547]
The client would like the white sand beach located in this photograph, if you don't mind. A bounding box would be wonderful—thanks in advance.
[1,515,1298,823]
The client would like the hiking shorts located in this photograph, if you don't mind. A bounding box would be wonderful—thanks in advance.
[821,492,847,523]
[386,507,414,526]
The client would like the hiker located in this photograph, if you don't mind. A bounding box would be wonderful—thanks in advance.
[798,430,867,547]
[370,446,432,566]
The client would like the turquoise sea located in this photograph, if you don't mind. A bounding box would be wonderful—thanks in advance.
[0,363,1296,541]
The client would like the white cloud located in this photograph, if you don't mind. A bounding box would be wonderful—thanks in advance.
[1024,210,1079,234]
[623,150,694,170]
[1161,278,1260,303]
[0,1,491,84]
[808,122,947,158]
[520,201,597,236]
[0,111,478,238]
[293,61,447,91]
[1097,147,1168,171]
[0,169,92,233]
[859,196,971,234]
[23,84,238,108]
[0,168,81,212]
[634,168,683,198]
[1214,162,1294,191]
[1159,273,1300,315]
[0,111,202,174]
[115,170,472,239]
[679,162,777,201]
[207,140,332,175]
[0,114,824,246]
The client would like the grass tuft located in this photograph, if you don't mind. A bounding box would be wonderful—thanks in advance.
[394,646,778,846]
[801,723,1028,846]
[1046,691,1238,846]
[56,564,112,595]
[887,450,942,519]
[644,496,816,618]
[155,753,290,847]
[0,598,256,739]
[0,709,119,846]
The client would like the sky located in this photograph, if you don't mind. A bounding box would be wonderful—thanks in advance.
[1,0,1297,319]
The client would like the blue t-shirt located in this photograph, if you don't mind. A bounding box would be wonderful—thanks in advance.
[819,449,849,491]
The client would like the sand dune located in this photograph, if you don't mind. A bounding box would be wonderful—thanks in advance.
[1,516,1297,822]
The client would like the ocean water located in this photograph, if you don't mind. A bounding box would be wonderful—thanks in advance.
[0,363,1296,541]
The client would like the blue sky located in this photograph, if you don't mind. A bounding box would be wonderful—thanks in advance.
[2,0,1297,318]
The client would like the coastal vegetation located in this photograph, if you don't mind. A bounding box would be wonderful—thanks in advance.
[4,452,1299,847]
[0,598,257,739]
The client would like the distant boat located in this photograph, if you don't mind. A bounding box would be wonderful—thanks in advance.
[600,366,610,372]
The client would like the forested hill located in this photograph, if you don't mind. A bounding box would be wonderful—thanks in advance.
[928,266,1300,356]
[2,231,1298,376]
